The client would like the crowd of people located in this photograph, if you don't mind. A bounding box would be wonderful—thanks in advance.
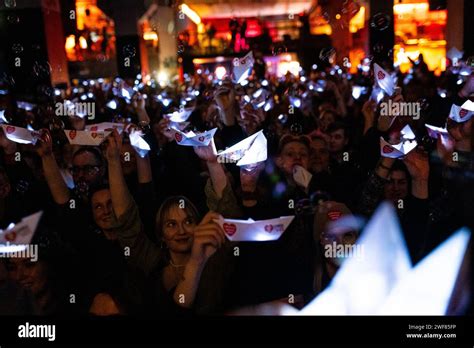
[0,51,472,316]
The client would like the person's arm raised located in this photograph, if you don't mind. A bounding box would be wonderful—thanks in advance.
[173,211,225,308]
[194,138,226,199]
[36,130,70,205]
[106,129,133,219]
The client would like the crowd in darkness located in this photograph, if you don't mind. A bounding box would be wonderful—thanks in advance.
[0,53,472,316]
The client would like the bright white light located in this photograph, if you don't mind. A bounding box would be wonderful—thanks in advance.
[352,86,362,100]
[107,100,117,110]
[457,79,463,85]
[193,90,200,96]
[87,93,93,98]
[54,89,61,96]
[261,80,268,86]
[312,64,318,70]
[300,76,306,82]
[215,66,227,80]
[197,69,202,74]
[82,81,89,86]
[80,94,87,101]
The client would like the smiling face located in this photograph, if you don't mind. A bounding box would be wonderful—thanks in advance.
[277,141,310,176]
[7,258,48,295]
[91,189,118,231]
[161,205,197,254]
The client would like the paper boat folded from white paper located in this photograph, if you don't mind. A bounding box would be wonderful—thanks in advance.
[173,127,217,147]
[64,129,111,146]
[218,130,267,166]
[380,124,417,158]
[1,124,41,145]
[215,216,294,242]
[0,212,43,252]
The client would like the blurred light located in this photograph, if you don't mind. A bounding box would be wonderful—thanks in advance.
[107,100,117,110]
[335,14,341,20]
[54,89,61,96]
[457,79,463,85]
[180,4,201,25]
[65,35,76,51]
[87,93,93,98]
[312,64,318,70]
[352,86,362,100]
[79,36,88,49]
[261,79,269,86]
[215,66,227,80]
[143,31,158,41]
[197,69,202,74]
[300,76,306,82]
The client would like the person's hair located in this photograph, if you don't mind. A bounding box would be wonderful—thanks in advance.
[89,184,110,201]
[326,121,348,137]
[278,134,311,154]
[154,196,201,243]
[72,147,104,166]
[389,160,411,180]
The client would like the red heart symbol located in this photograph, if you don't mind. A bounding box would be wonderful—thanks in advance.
[382,145,394,153]
[91,132,97,139]
[90,126,98,131]
[175,133,183,142]
[198,136,205,142]
[459,109,468,118]
[5,231,17,242]
[327,211,342,221]
[69,130,76,139]
[377,71,385,80]
[223,223,237,236]
[264,224,273,233]
[5,126,15,134]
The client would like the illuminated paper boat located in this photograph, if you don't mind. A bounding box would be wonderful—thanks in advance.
[425,124,451,147]
[64,129,111,146]
[216,216,294,242]
[232,51,255,85]
[1,124,41,145]
[380,124,417,158]
[164,108,194,123]
[374,63,395,97]
[300,203,411,315]
[448,100,474,123]
[217,130,267,166]
[0,212,43,252]
[297,202,470,315]
[173,127,217,147]
[379,228,470,315]
[85,122,124,134]
[128,129,150,158]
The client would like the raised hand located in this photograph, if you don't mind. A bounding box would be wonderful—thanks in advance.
[105,128,123,163]
[189,211,225,265]
[404,149,430,181]
[193,137,218,163]
[34,129,53,158]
